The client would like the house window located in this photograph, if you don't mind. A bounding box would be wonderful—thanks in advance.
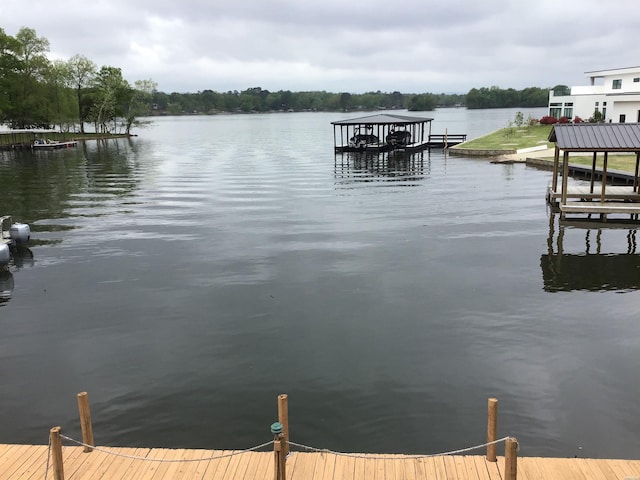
[595,102,599,106]
[634,78,640,83]
[550,107,561,118]
[612,79,622,89]
[619,114,626,123]
[563,107,573,119]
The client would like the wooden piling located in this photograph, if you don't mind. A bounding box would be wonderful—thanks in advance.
[50,426,65,480]
[273,436,286,480]
[505,437,518,480]
[278,394,290,456]
[486,398,498,462]
[77,392,94,452]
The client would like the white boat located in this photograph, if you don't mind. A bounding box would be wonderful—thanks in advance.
[32,139,78,149]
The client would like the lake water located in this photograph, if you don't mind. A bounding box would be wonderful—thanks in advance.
[1,108,639,460]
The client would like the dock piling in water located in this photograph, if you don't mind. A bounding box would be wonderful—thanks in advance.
[77,391,94,452]
[277,393,290,456]
[487,397,498,462]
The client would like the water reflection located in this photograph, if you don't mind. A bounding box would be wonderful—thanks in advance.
[541,214,640,292]
[0,247,34,307]
[0,138,144,245]
[334,150,429,186]
[0,270,13,305]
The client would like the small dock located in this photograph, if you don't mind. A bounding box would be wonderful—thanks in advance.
[3,443,640,480]
[3,393,640,480]
[0,131,36,150]
[0,132,79,151]
[546,123,640,221]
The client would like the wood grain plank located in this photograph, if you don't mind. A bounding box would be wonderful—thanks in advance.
[110,447,154,480]
[460,455,481,480]
[318,452,337,480]
[72,447,139,480]
[432,456,449,480]
[9,445,50,480]
[198,449,233,480]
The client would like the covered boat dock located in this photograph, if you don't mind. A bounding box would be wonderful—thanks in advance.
[547,123,640,220]
[331,114,466,153]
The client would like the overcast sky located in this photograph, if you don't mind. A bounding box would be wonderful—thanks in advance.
[2,0,639,94]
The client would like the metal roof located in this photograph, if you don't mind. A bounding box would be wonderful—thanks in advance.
[548,123,640,151]
[331,114,433,126]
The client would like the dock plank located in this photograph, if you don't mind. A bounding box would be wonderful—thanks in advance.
[6,445,48,480]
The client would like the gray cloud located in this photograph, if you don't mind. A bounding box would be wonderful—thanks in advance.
[2,0,638,93]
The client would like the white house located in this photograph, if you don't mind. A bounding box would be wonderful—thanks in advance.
[548,66,640,123]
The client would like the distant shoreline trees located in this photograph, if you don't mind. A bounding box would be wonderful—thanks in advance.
[0,26,550,131]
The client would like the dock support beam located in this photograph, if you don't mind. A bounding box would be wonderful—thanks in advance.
[505,437,518,480]
[77,392,94,452]
[50,426,65,480]
[486,398,498,462]
[278,394,290,456]
[272,422,286,480]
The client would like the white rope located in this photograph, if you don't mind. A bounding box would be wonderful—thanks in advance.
[288,436,511,460]
[59,435,274,463]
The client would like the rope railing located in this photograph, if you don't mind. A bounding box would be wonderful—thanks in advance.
[44,434,275,480]
[287,436,512,460]
[44,393,518,480]
[60,434,274,462]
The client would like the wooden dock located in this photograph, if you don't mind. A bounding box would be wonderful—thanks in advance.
[2,443,640,480]
[4,394,639,480]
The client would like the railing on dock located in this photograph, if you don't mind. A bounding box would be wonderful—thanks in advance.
[428,133,467,148]
[42,393,518,480]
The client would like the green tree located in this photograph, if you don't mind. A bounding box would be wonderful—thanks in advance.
[11,27,51,128]
[90,66,130,133]
[124,78,156,134]
[0,28,20,120]
[67,54,97,133]
[406,93,436,111]
[47,59,77,131]
[339,92,352,110]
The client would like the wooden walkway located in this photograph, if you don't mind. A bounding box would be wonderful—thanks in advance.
[3,443,640,480]
[548,185,640,201]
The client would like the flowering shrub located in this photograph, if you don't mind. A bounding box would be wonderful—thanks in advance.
[539,116,559,125]
[558,116,571,123]
[574,116,584,123]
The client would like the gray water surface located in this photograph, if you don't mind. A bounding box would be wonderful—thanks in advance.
[1,109,638,459]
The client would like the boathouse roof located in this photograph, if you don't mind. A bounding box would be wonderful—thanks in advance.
[549,123,640,152]
[331,114,433,126]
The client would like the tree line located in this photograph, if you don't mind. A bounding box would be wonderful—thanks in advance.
[0,26,550,133]
[0,27,155,133]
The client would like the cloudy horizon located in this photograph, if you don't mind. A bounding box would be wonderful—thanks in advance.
[2,0,639,94]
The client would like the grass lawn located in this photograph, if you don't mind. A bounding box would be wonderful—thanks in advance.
[551,154,640,173]
[456,124,553,150]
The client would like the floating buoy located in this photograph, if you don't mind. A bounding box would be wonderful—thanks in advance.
[0,243,10,267]
[9,223,30,246]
